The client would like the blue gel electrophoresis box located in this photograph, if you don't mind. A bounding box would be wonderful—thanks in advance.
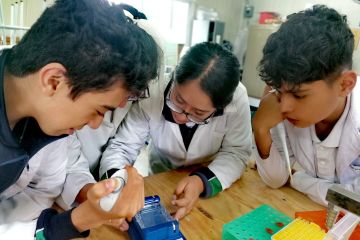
[128,195,186,240]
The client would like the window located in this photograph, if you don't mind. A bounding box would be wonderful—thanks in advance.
[108,0,192,44]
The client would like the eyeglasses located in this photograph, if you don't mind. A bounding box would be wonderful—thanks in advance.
[166,84,215,125]
[127,87,150,102]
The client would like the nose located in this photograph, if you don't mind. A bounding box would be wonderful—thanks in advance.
[88,115,104,129]
[279,94,295,114]
[173,111,188,124]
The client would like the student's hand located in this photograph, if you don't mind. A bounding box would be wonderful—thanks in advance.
[76,183,95,204]
[171,175,204,220]
[252,86,285,159]
[106,218,129,231]
[103,167,145,232]
[71,166,144,232]
[102,166,144,221]
[71,178,121,232]
[252,88,284,132]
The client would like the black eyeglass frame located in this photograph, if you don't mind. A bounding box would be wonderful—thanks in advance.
[165,82,215,125]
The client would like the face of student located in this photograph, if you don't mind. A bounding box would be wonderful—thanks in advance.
[275,73,355,128]
[169,80,216,125]
[44,84,130,136]
[35,64,131,136]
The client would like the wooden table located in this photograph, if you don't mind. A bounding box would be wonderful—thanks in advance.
[84,167,324,239]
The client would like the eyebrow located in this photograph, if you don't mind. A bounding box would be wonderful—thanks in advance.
[289,89,310,94]
[276,88,310,94]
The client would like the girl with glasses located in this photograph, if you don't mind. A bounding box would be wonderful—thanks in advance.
[100,42,252,222]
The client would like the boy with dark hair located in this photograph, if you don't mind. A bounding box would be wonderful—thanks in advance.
[0,0,159,239]
[253,5,359,205]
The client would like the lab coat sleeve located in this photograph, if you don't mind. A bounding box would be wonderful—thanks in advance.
[100,102,150,177]
[0,220,37,240]
[254,123,296,189]
[207,88,253,190]
[0,138,68,223]
[56,134,96,210]
[291,171,333,206]
[291,155,360,206]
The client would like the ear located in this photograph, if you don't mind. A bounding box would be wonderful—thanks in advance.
[38,63,68,96]
[337,71,357,97]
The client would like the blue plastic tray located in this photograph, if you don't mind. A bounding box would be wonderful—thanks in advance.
[128,195,186,240]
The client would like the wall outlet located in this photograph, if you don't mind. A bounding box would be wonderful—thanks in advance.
[244,4,254,18]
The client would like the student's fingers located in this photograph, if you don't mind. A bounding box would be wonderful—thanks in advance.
[122,169,144,208]
[119,221,129,232]
[73,172,140,231]
[173,194,198,220]
[262,85,281,101]
[111,167,144,221]
[125,213,135,222]
[87,179,116,203]
[172,196,191,207]
[261,88,279,102]
[105,218,125,228]
[124,165,135,174]
[173,177,202,209]
[114,194,143,222]
[173,178,188,198]
[262,85,273,97]
[174,206,189,220]
[254,90,284,131]
[76,183,94,204]
[123,165,142,188]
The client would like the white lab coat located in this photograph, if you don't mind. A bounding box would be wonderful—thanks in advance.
[100,79,253,190]
[255,78,360,206]
[0,220,37,240]
[0,138,68,239]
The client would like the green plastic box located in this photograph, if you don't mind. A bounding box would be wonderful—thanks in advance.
[222,204,292,240]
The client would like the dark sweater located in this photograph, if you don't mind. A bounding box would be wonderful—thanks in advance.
[0,49,88,239]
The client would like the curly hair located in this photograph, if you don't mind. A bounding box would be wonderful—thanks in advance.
[258,5,354,90]
[5,0,160,98]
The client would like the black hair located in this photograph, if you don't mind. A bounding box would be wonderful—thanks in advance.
[174,42,240,109]
[120,3,147,20]
[258,5,354,90]
[5,0,159,98]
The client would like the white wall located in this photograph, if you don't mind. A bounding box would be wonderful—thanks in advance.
[249,0,360,27]
[194,0,244,44]
[246,0,360,72]
[3,0,360,42]
[2,0,359,72]
[193,1,360,73]
[2,0,54,27]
